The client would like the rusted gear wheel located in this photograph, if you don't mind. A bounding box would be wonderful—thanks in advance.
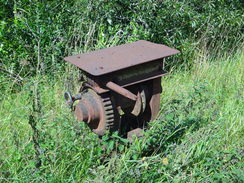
[91,92,120,135]
[75,88,119,136]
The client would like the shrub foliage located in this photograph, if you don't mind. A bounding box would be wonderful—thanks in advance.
[0,0,243,76]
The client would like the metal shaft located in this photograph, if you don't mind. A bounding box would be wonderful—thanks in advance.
[106,81,137,101]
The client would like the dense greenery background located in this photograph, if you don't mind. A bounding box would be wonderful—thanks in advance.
[0,0,243,76]
[0,1,243,182]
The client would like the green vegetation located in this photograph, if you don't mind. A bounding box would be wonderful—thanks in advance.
[0,0,243,75]
[0,0,243,182]
[1,52,243,182]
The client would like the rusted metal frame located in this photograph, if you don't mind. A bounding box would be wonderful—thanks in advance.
[149,78,162,121]
[120,71,167,88]
[116,61,161,82]
[84,71,168,94]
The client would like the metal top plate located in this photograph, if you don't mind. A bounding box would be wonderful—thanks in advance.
[64,40,180,76]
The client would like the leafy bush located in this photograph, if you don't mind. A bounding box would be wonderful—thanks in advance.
[0,0,243,77]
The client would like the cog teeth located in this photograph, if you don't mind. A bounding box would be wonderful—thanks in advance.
[102,97,110,101]
[106,115,114,120]
[104,106,113,110]
[103,102,112,107]
[100,93,116,129]
[106,111,114,115]
[106,116,114,120]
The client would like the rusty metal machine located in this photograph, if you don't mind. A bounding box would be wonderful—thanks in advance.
[64,40,179,136]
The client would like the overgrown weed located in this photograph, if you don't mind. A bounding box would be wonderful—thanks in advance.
[1,51,243,182]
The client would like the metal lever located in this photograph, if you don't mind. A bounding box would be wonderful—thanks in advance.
[64,92,82,109]
[106,81,137,101]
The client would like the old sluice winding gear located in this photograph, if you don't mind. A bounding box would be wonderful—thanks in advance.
[64,40,179,137]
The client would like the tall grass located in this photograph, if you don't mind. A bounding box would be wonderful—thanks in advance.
[1,1,243,182]
[0,50,243,182]
[92,50,244,182]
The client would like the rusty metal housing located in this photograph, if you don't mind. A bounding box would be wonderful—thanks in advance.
[64,40,180,136]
